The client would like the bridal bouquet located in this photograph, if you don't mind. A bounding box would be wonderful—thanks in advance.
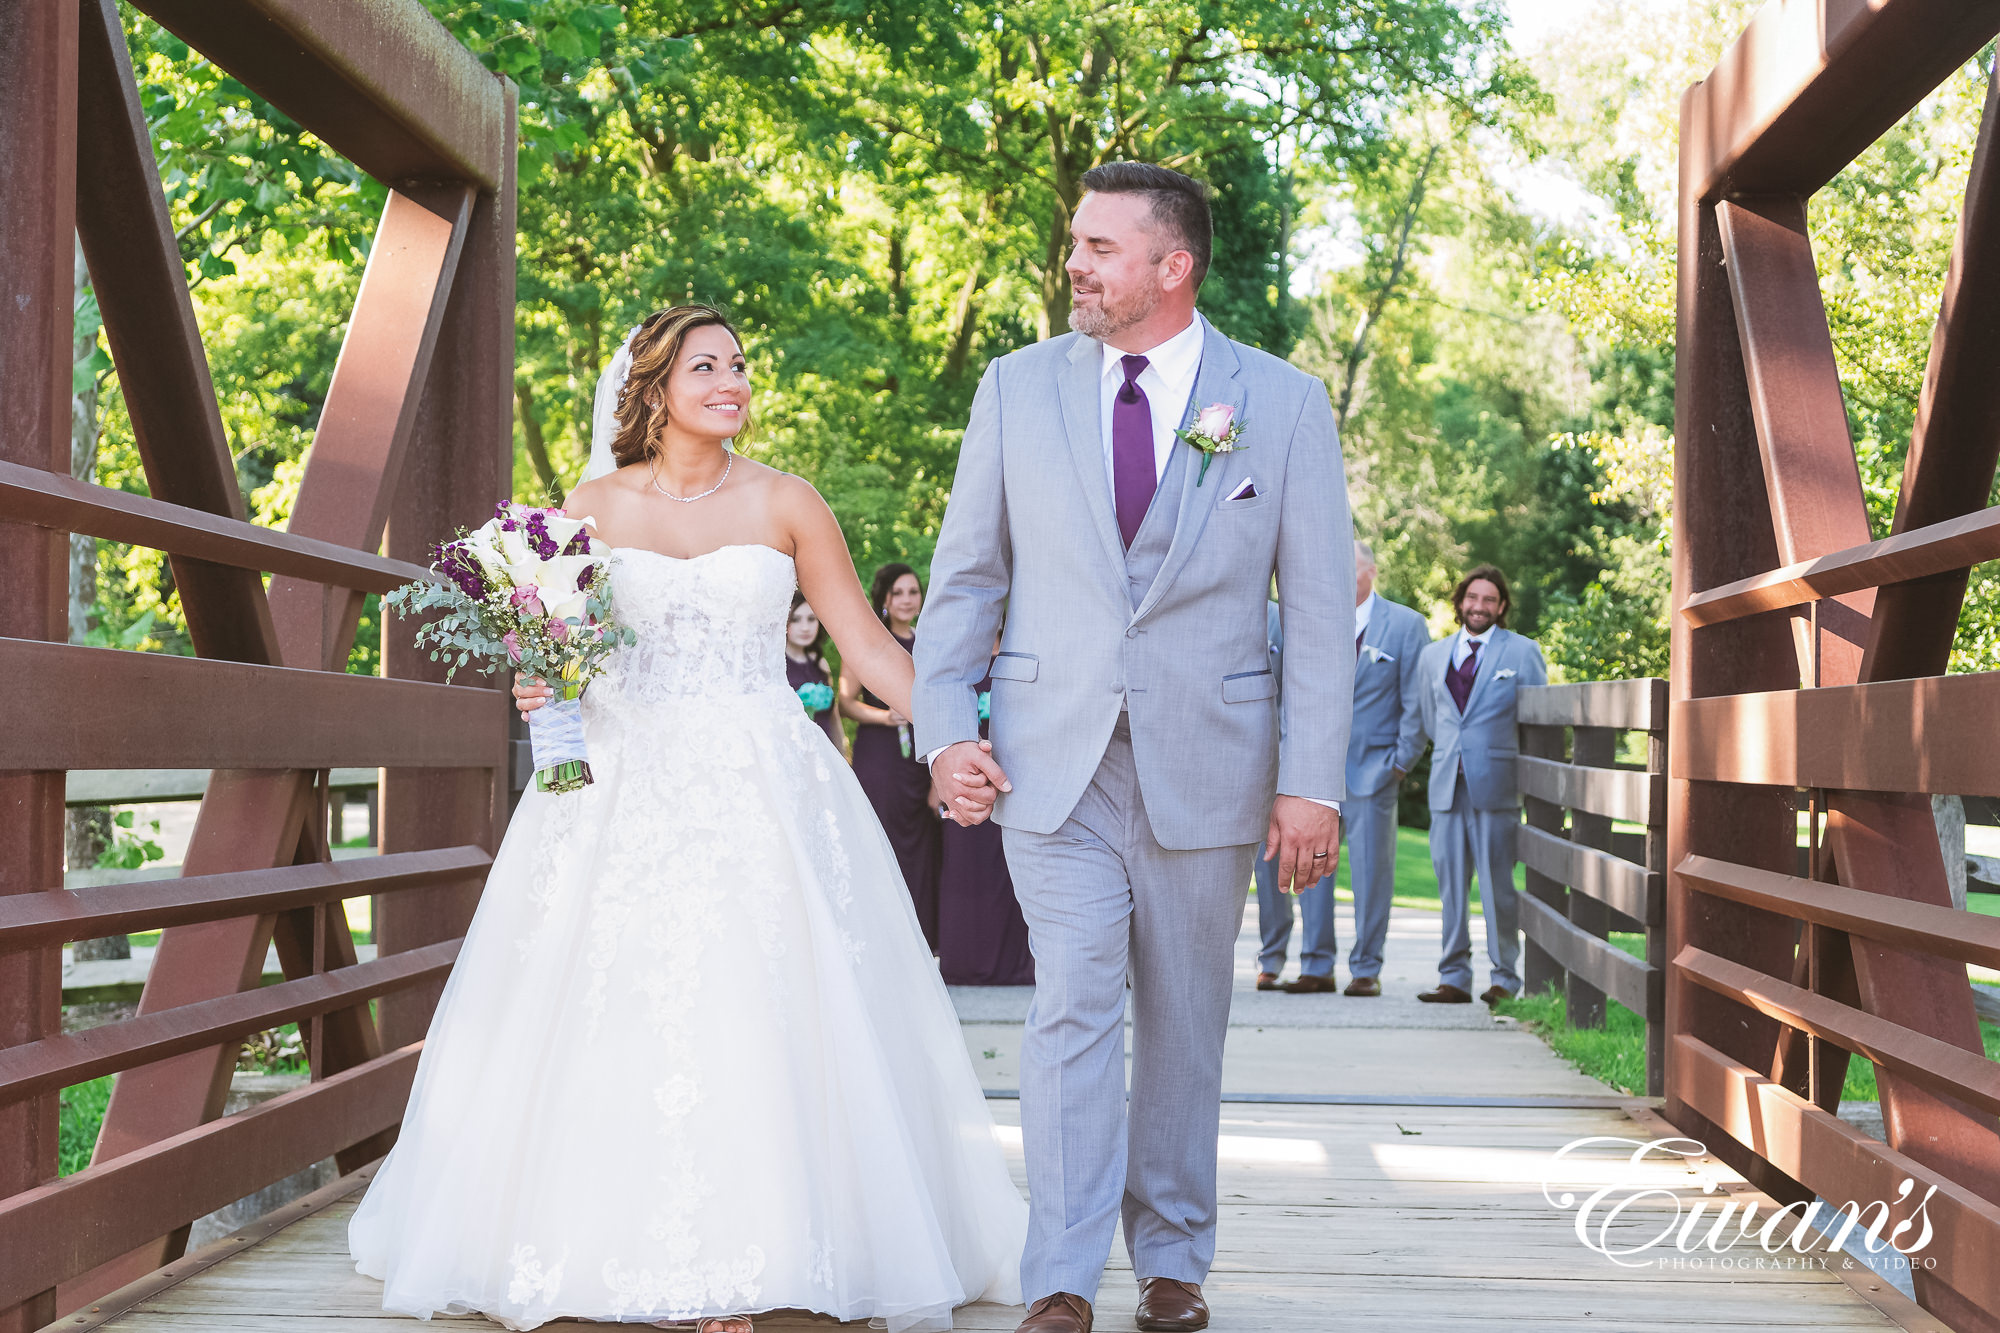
[386,502,636,794]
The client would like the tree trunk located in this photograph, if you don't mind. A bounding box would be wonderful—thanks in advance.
[516,380,561,502]
[1039,199,1071,339]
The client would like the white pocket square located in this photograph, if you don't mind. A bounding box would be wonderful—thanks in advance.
[1362,645,1396,663]
[1494,667,1517,679]
[1225,476,1258,501]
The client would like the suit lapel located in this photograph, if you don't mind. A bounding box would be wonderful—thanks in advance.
[1132,317,1245,621]
[1057,334,1129,577]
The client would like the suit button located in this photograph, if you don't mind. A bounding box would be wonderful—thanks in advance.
[1111,681,1125,693]
[1126,628,1138,639]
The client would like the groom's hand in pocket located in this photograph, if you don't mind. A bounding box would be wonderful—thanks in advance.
[1265,796,1341,894]
[931,740,1011,827]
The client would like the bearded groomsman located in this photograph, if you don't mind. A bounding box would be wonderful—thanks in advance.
[1415,564,1547,1005]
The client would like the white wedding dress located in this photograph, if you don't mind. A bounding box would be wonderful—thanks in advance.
[349,543,1026,1331]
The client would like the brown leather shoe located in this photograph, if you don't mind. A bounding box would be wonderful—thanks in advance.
[1135,1278,1208,1331]
[1281,972,1337,993]
[1480,984,1517,1005]
[1418,982,1473,1004]
[1255,971,1281,991]
[1017,1292,1092,1333]
[1343,975,1381,997]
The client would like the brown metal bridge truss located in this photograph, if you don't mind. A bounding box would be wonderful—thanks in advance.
[1673,2,2000,1328]
[0,0,514,1327]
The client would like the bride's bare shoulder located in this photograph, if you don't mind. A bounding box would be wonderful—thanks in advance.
[564,468,647,515]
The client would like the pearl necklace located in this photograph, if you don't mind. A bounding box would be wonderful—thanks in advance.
[650,451,733,503]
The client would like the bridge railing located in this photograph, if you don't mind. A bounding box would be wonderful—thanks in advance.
[0,1,515,1325]
[1516,679,1667,1096]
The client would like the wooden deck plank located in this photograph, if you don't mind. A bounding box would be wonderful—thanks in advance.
[76,1095,1904,1333]
[62,914,1915,1333]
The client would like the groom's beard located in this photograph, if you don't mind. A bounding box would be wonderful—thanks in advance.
[1069,282,1160,342]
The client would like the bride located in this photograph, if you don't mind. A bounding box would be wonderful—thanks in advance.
[348,305,1026,1331]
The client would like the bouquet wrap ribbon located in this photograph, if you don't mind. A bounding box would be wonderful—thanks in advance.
[530,683,593,793]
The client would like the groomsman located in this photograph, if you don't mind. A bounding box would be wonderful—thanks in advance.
[1415,564,1547,1005]
[1333,541,1430,996]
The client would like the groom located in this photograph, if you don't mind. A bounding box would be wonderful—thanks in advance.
[915,162,1355,1333]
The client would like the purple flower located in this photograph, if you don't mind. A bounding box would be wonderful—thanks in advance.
[548,618,570,642]
[562,528,592,555]
[503,630,523,662]
[431,541,487,599]
[577,566,595,592]
[524,511,559,559]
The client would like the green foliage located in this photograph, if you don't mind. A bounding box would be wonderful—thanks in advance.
[59,1076,114,1177]
[88,2,1525,650]
[96,810,166,871]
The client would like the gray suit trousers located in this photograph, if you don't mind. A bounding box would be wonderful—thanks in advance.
[1002,715,1254,1302]
[1343,780,1400,980]
[1428,777,1522,993]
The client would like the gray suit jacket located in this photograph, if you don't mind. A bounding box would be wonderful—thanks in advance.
[914,316,1355,850]
[1416,627,1548,811]
[1348,595,1431,799]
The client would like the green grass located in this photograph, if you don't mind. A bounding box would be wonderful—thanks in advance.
[59,1076,113,1176]
[1248,824,1509,912]
[1495,987,1651,1094]
[1498,984,2000,1101]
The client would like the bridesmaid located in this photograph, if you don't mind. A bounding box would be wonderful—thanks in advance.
[785,591,847,758]
[938,628,1035,986]
[841,563,942,951]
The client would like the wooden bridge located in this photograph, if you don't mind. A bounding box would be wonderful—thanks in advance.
[4,0,2000,1331]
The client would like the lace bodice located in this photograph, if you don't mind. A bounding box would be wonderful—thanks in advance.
[589,544,795,708]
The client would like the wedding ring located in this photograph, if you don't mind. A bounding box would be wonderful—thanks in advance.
[1312,851,1329,859]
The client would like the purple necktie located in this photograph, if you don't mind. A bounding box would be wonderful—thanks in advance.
[1112,353,1156,548]
[1446,640,1481,714]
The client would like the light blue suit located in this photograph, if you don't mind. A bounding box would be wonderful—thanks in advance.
[1339,593,1431,979]
[1253,593,1426,979]
[915,316,1354,1302]
[1417,626,1547,993]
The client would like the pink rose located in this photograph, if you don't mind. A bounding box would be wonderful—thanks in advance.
[548,617,570,642]
[510,586,546,617]
[1194,402,1235,440]
[503,630,523,662]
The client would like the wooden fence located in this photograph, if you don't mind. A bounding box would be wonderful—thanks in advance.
[1516,679,1667,1097]
[1672,3,2000,1328]
[0,2,515,1328]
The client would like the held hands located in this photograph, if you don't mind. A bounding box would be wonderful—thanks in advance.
[931,739,1011,827]
[1264,796,1341,895]
[513,675,554,718]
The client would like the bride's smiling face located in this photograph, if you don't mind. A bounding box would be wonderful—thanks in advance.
[649,324,749,441]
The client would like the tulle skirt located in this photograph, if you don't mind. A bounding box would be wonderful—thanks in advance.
[348,680,1026,1330]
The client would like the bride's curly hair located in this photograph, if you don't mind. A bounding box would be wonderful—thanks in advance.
[609,304,753,469]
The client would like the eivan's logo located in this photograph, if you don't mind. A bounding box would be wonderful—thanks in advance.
[1543,1137,1936,1268]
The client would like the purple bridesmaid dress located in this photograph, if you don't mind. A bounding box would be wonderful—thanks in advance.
[786,654,843,748]
[851,631,942,951]
[938,668,1034,986]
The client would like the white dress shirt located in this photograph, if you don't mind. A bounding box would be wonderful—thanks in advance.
[1098,316,1205,493]
[1354,590,1377,643]
[1451,624,1494,668]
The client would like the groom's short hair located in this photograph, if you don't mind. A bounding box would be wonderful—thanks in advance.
[1079,162,1212,290]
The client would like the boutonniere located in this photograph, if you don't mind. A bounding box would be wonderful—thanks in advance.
[1177,401,1246,485]
[1494,667,1518,680]
[1362,645,1396,664]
